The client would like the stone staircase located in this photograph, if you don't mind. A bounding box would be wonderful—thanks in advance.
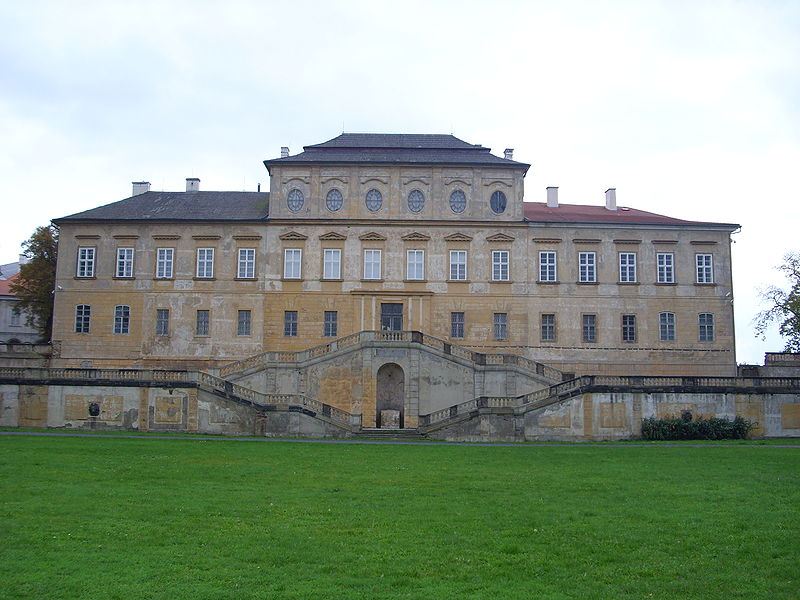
[353,428,429,441]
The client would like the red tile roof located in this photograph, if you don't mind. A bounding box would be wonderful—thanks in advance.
[0,272,18,295]
[523,202,738,228]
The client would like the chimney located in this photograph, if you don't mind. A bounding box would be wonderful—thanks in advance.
[605,188,617,211]
[504,148,514,160]
[546,186,559,208]
[281,146,290,158]
[186,177,200,192]
[132,181,150,196]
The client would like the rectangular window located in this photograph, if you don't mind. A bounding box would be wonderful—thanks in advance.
[699,313,715,342]
[449,250,467,281]
[657,253,674,284]
[539,251,557,282]
[492,251,509,281]
[323,249,341,280]
[582,314,597,343]
[76,247,95,278]
[75,305,91,333]
[696,254,714,283]
[493,313,508,340]
[284,310,298,337]
[579,252,596,283]
[196,310,209,336]
[156,248,174,279]
[113,305,130,334]
[10,307,21,326]
[619,253,637,283]
[237,310,251,336]
[659,312,676,341]
[364,249,382,280]
[406,250,425,280]
[196,248,214,278]
[451,312,465,338]
[238,249,256,279]
[323,311,338,337]
[156,309,169,336]
[622,314,636,343]
[115,247,134,278]
[283,249,302,279]
[541,314,556,341]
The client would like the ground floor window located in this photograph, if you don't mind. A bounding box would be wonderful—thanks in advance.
[284,311,298,337]
[114,305,130,334]
[493,313,508,340]
[196,310,210,336]
[451,312,464,338]
[324,311,338,337]
[156,309,169,336]
[237,310,251,336]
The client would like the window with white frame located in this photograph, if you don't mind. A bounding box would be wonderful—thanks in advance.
[323,249,341,280]
[406,250,424,280]
[622,314,636,342]
[582,314,597,343]
[579,252,596,283]
[451,312,465,338]
[284,311,298,337]
[75,305,91,333]
[699,313,715,342]
[196,310,210,336]
[363,249,382,280]
[77,247,95,278]
[541,314,556,341]
[696,254,714,283]
[196,248,214,278]
[657,253,674,283]
[237,310,251,336]
[619,253,637,283]
[238,249,256,279]
[115,248,134,278]
[113,305,130,334]
[156,309,169,336]
[283,249,302,279]
[539,251,557,282]
[324,311,338,337]
[492,251,509,281]
[156,248,174,279]
[493,313,508,340]
[659,312,676,341]
[449,250,467,280]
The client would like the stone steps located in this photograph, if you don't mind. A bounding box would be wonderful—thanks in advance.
[355,428,428,441]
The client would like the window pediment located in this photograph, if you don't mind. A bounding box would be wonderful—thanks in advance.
[444,233,473,242]
[358,232,387,241]
[401,232,431,242]
[319,231,347,241]
[279,231,308,241]
[486,233,515,242]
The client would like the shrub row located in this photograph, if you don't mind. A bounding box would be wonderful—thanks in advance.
[640,411,755,440]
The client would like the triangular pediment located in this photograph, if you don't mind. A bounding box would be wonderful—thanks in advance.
[319,231,347,241]
[401,232,431,242]
[444,233,473,242]
[486,233,515,242]
[279,231,308,241]
[358,232,387,241]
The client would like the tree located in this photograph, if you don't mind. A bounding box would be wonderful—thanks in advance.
[754,252,800,352]
[9,225,59,342]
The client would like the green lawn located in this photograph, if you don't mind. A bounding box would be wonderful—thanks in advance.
[1,436,798,599]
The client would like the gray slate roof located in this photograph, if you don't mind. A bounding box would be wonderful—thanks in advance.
[54,191,269,223]
[265,133,529,170]
[0,262,21,280]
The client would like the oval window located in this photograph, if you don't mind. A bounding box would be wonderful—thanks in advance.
[365,189,383,212]
[407,189,424,212]
[490,190,507,214]
[449,189,466,213]
[287,188,304,212]
[326,189,343,212]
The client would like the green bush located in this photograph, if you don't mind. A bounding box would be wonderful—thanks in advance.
[640,412,755,440]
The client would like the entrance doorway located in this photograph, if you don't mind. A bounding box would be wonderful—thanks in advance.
[376,363,405,428]
[380,303,403,331]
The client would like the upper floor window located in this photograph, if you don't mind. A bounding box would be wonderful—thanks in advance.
[657,253,674,284]
[325,189,343,212]
[492,251,509,281]
[75,304,91,333]
[659,312,676,341]
[76,247,95,278]
[619,253,637,283]
[696,254,714,284]
[9,307,21,326]
[156,248,174,279]
[196,248,214,279]
[450,250,467,281]
[493,313,508,340]
[407,190,425,213]
[449,189,466,213]
[238,248,256,279]
[699,313,715,342]
[323,249,341,279]
[579,252,596,283]
[406,250,424,280]
[490,190,507,214]
[365,189,382,212]
[364,249,382,280]
[156,309,169,336]
[113,305,130,335]
[283,249,302,279]
[287,188,304,212]
[539,251,557,282]
[116,248,134,278]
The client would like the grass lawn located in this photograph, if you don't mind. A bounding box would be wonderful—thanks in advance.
[1,436,798,599]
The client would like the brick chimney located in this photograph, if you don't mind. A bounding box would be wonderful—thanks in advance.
[605,188,617,211]
[186,178,200,192]
[504,148,514,160]
[546,187,558,208]
[132,181,150,196]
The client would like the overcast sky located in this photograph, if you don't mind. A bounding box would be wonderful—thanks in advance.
[1,0,798,363]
